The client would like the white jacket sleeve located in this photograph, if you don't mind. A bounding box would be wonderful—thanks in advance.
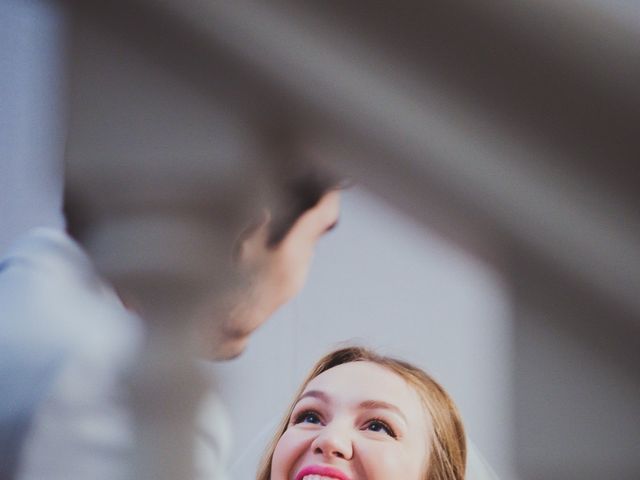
[4,229,232,480]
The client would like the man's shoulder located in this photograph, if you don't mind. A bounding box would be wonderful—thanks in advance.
[1,228,103,302]
[0,228,144,480]
[0,225,144,403]
[0,226,145,411]
[0,227,143,354]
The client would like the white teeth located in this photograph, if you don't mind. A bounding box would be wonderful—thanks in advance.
[302,476,339,480]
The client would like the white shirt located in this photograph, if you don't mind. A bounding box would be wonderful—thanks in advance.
[0,228,231,480]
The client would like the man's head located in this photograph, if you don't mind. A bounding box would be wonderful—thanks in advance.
[202,166,343,360]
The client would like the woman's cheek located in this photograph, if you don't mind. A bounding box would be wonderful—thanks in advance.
[359,443,417,480]
[270,428,310,480]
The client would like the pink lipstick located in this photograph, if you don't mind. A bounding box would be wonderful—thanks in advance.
[295,464,351,480]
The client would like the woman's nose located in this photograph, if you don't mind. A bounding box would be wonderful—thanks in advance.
[311,423,354,460]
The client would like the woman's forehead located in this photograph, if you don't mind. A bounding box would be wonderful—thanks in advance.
[302,361,424,414]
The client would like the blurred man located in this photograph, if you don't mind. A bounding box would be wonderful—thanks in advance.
[0,164,340,480]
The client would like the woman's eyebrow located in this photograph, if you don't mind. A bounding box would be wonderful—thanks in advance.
[358,400,407,425]
[297,389,331,404]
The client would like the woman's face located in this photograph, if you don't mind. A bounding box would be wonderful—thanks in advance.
[270,361,431,480]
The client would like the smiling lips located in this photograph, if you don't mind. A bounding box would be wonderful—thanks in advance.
[295,465,351,480]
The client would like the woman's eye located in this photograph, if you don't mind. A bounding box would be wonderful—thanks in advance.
[294,411,322,425]
[365,419,396,438]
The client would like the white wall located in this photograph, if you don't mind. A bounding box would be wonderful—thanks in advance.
[213,187,515,479]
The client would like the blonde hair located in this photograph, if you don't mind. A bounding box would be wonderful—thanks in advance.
[256,346,466,480]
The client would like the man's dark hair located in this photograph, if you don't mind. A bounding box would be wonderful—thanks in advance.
[266,163,342,247]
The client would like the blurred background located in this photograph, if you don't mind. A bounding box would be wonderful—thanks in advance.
[2,0,639,479]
